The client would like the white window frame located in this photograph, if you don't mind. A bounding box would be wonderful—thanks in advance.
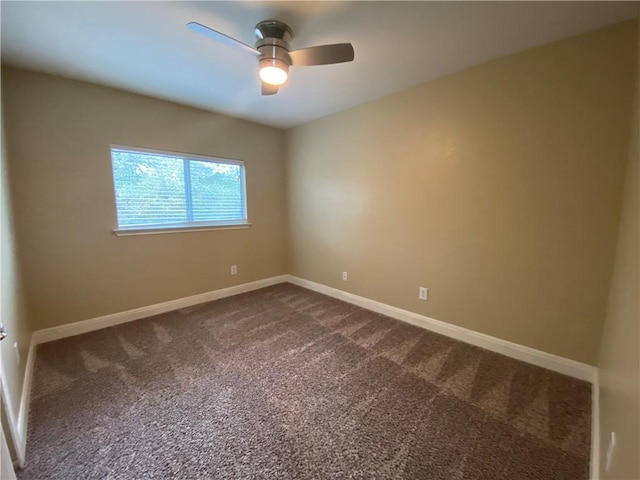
[110,145,251,236]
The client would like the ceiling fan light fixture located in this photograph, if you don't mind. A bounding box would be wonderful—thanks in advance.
[259,57,289,86]
[188,20,355,95]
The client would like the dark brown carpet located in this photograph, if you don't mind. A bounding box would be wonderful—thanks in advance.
[20,283,591,479]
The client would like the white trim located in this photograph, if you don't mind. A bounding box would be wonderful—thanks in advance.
[20,273,599,473]
[590,370,600,479]
[31,275,288,345]
[286,275,597,383]
[15,339,36,469]
[14,275,286,470]
[1,425,17,480]
[0,361,24,467]
[113,222,252,236]
[109,144,245,167]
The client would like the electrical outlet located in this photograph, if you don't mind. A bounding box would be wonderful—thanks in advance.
[605,432,617,472]
[419,287,428,301]
[230,265,238,275]
[342,272,348,281]
[13,342,20,365]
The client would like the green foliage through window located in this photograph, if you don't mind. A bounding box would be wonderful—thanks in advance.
[111,146,246,229]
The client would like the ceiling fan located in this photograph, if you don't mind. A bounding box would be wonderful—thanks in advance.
[187,20,355,96]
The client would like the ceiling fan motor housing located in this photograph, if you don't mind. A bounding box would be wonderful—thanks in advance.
[254,20,293,67]
[254,20,293,43]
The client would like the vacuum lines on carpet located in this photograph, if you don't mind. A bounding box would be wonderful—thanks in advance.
[20,283,591,479]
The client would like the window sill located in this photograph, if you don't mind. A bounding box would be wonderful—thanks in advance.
[113,222,252,236]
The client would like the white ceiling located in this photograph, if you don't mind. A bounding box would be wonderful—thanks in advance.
[1,1,638,129]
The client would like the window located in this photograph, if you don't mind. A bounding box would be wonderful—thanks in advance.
[110,146,248,234]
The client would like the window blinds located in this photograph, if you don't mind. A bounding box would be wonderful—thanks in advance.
[111,147,246,229]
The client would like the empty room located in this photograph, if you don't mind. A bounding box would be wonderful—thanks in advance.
[0,1,638,479]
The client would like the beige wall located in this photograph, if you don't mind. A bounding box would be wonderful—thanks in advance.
[1,22,637,363]
[598,50,639,479]
[2,68,288,330]
[286,21,638,365]
[1,96,32,443]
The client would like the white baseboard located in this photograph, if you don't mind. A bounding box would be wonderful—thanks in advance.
[286,275,597,383]
[25,273,599,383]
[31,275,289,345]
[590,371,600,479]
[16,274,288,467]
[19,273,599,474]
[289,274,601,478]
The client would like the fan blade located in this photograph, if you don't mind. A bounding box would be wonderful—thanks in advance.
[187,22,260,56]
[289,43,354,66]
[261,83,279,96]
